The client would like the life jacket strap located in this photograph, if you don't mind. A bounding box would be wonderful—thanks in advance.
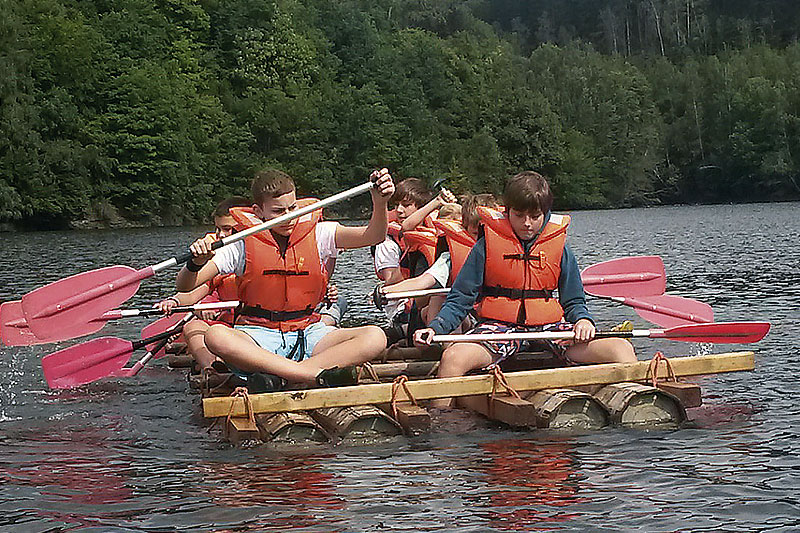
[481,286,553,300]
[239,305,315,322]
[261,269,310,276]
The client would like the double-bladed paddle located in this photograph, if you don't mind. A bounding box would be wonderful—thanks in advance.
[20,181,376,339]
[429,321,770,344]
[1,300,239,347]
[42,317,192,389]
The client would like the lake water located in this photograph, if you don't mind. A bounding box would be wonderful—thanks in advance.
[0,202,798,531]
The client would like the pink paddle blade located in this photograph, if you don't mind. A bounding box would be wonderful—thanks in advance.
[624,294,714,328]
[141,313,189,358]
[1,301,42,347]
[655,321,771,343]
[581,256,666,298]
[21,265,152,339]
[1,300,110,346]
[42,337,133,389]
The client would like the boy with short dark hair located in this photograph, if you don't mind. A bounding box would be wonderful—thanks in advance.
[414,171,636,405]
[176,168,395,391]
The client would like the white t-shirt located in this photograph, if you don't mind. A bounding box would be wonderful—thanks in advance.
[425,252,451,288]
[213,221,339,276]
[373,236,402,272]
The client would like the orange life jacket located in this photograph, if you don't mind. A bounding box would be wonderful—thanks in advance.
[203,273,238,324]
[432,219,476,284]
[477,207,570,326]
[195,233,238,325]
[373,220,410,279]
[229,200,327,331]
[401,227,437,275]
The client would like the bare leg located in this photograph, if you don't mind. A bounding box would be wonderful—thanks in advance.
[564,338,637,364]
[205,324,320,382]
[432,342,493,408]
[304,326,386,371]
[205,324,387,384]
[182,320,217,370]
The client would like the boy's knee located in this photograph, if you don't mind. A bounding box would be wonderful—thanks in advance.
[361,325,387,349]
[204,324,232,354]
[606,339,636,363]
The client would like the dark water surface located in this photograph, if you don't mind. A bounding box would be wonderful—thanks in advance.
[0,202,798,532]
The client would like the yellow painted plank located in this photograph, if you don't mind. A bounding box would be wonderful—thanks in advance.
[203,351,754,418]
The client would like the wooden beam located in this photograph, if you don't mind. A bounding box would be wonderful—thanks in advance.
[378,402,431,434]
[456,395,539,427]
[203,351,754,418]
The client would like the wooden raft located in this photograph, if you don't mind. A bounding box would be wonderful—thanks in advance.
[204,351,754,419]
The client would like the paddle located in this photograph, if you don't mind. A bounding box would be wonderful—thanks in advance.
[42,323,189,389]
[1,300,239,347]
[20,181,376,339]
[140,313,191,356]
[111,315,194,379]
[0,301,40,347]
[580,255,666,297]
[429,321,770,344]
[600,294,713,328]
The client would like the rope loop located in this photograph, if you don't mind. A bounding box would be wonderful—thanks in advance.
[226,386,256,428]
[390,375,418,420]
[489,366,522,416]
[647,351,678,388]
[359,362,380,383]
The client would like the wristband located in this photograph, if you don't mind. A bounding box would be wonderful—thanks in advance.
[167,296,181,306]
[185,259,204,272]
[372,282,387,309]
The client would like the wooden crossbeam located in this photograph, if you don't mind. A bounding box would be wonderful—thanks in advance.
[203,351,754,418]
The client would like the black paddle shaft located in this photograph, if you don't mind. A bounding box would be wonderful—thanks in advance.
[131,319,190,351]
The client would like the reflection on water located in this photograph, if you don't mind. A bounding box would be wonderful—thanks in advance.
[472,439,584,530]
[0,202,799,531]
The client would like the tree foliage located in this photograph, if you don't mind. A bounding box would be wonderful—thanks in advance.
[0,0,798,228]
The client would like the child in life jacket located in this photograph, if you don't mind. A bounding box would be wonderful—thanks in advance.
[376,195,499,328]
[155,196,250,370]
[373,178,456,285]
[414,171,637,406]
[176,168,395,392]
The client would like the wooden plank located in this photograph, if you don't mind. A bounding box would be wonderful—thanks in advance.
[369,361,438,379]
[656,381,702,408]
[456,395,539,427]
[378,402,431,434]
[203,351,754,418]
[225,416,260,443]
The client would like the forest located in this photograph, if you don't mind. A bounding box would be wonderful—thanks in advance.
[1,0,798,228]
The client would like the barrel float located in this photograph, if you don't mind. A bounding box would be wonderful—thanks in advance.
[258,412,330,443]
[526,388,609,430]
[311,406,403,442]
[593,382,686,427]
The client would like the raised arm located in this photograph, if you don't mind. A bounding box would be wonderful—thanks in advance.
[334,168,395,250]
[176,235,222,291]
[400,187,457,232]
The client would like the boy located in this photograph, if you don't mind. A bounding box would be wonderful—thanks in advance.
[176,168,394,391]
[156,196,250,370]
[377,195,498,326]
[414,171,636,405]
[373,178,455,284]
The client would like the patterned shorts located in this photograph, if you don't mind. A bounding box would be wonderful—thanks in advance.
[469,320,575,369]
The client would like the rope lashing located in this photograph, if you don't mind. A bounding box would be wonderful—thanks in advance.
[390,375,418,420]
[647,351,678,388]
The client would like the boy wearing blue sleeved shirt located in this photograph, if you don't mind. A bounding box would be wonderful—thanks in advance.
[414,171,636,405]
